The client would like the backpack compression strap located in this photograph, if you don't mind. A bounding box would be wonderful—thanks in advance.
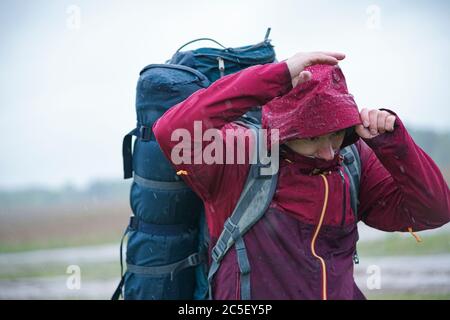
[111,216,204,300]
[122,126,153,179]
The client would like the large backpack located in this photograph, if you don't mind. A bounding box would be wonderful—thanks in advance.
[113,29,277,300]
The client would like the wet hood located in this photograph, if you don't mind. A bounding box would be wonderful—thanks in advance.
[262,64,362,148]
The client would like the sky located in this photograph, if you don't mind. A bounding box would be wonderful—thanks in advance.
[0,0,449,189]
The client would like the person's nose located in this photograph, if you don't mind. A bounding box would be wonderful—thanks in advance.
[315,142,335,161]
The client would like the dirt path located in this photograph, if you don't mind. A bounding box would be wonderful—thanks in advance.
[1,244,449,299]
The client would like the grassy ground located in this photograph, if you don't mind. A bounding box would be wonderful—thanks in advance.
[0,202,129,253]
[3,221,448,256]
[0,233,122,254]
[367,292,450,300]
[358,231,450,257]
[0,261,120,281]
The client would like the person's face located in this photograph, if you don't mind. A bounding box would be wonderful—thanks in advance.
[284,129,346,161]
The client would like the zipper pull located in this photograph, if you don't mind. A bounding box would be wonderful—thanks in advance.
[217,57,225,78]
[407,227,422,243]
[353,251,360,264]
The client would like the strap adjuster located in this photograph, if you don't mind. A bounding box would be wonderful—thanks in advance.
[211,246,223,263]
[187,253,201,266]
[342,151,355,165]
[129,216,138,230]
[224,218,237,234]
[139,126,152,141]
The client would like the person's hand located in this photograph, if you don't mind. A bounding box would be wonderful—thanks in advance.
[355,108,396,139]
[285,51,346,87]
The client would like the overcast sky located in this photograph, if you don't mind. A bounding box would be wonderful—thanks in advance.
[0,0,449,189]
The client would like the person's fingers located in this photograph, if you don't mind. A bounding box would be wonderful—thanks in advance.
[297,70,312,84]
[358,109,396,139]
[377,111,387,134]
[385,114,396,132]
[302,53,339,68]
[355,124,372,139]
[313,52,346,60]
[368,109,379,136]
[360,108,370,127]
[286,51,345,81]
[291,75,299,88]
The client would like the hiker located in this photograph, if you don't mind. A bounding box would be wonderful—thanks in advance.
[152,51,450,300]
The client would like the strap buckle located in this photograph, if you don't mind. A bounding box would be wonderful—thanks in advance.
[211,244,225,263]
[128,216,138,230]
[344,152,355,165]
[187,253,201,266]
[139,126,152,141]
[224,218,238,234]
[341,147,355,165]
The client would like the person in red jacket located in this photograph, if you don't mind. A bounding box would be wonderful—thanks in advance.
[153,52,450,300]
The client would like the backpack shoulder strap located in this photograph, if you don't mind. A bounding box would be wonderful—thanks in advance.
[208,119,278,299]
[340,144,361,219]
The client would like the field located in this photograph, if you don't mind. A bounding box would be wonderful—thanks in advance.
[0,194,449,300]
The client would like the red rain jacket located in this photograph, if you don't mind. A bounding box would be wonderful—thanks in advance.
[153,62,450,299]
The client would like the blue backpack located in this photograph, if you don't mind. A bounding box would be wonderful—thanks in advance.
[113,29,277,300]
[113,30,362,300]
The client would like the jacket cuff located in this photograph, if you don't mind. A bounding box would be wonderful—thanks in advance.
[260,61,293,98]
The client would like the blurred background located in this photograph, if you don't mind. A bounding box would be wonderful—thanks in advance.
[0,0,449,299]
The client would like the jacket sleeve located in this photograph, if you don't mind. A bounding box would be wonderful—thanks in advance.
[152,62,292,201]
[357,111,450,232]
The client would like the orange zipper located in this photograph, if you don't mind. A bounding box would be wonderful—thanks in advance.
[310,173,330,300]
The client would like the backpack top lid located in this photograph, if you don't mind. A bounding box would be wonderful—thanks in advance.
[135,64,210,127]
[169,29,276,83]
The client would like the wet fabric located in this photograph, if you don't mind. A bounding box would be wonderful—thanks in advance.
[123,64,207,300]
[263,64,361,146]
[153,62,450,299]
